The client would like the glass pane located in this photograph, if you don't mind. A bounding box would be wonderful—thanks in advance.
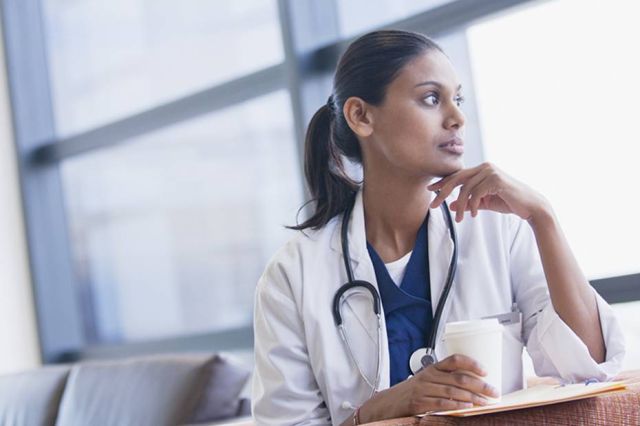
[467,0,640,280]
[337,0,452,38]
[61,91,302,344]
[43,0,284,136]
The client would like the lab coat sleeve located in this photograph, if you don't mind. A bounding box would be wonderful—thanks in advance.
[509,215,625,382]
[252,258,332,425]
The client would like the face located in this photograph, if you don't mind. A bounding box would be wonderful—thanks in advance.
[362,50,466,180]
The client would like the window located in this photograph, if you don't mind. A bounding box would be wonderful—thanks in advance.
[467,0,640,280]
[62,91,300,343]
[43,0,283,136]
[6,0,637,363]
[4,0,295,360]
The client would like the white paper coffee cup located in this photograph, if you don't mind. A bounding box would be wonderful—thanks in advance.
[442,318,503,402]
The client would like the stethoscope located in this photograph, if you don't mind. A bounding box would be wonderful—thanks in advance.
[332,190,458,395]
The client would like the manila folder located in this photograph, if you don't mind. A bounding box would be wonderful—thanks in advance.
[423,381,626,417]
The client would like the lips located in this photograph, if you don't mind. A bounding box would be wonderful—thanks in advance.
[438,136,464,155]
[438,136,464,148]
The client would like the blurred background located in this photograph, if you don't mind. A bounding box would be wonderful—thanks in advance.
[0,0,638,378]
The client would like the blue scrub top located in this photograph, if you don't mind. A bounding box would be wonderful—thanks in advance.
[367,215,432,386]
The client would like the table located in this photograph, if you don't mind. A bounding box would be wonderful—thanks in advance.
[364,370,640,425]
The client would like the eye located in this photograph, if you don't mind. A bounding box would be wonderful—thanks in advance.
[455,95,466,107]
[423,93,439,106]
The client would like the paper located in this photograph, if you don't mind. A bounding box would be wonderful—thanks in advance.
[422,381,627,417]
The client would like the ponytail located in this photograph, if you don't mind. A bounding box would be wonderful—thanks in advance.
[288,101,358,231]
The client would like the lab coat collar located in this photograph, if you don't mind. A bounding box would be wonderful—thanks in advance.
[329,189,367,268]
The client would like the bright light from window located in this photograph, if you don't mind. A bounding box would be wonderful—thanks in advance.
[468,0,640,280]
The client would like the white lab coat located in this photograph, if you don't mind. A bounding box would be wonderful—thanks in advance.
[252,189,625,425]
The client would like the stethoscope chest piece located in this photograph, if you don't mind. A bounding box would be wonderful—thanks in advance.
[409,347,437,374]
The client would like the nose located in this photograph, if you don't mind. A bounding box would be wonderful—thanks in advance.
[444,103,465,130]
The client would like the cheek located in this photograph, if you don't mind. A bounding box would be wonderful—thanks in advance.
[371,104,443,170]
[379,104,436,141]
[388,110,439,156]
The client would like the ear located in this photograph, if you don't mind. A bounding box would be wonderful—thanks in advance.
[343,97,374,138]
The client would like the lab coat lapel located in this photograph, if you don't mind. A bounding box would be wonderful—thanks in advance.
[331,190,390,390]
[340,190,378,344]
[428,199,456,360]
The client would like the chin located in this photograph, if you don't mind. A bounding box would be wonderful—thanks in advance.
[433,159,464,178]
[406,157,464,180]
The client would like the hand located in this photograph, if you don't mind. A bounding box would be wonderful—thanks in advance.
[400,354,500,414]
[358,354,500,422]
[427,162,549,223]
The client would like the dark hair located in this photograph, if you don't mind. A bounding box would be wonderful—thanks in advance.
[289,30,443,231]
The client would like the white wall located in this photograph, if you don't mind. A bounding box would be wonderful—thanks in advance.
[0,20,41,373]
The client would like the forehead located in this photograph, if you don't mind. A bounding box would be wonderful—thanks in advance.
[392,50,460,92]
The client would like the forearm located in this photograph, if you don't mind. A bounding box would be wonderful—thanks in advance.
[527,204,606,363]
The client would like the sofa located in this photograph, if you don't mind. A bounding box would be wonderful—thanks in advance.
[0,353,251,426]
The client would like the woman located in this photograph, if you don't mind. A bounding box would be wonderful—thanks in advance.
[252,30,625,425]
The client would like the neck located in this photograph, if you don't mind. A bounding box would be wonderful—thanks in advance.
[363,170,435,263]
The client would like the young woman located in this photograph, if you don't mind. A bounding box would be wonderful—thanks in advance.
[251,30,625,425]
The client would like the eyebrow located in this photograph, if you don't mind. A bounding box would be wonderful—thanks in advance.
[415,81,462,91]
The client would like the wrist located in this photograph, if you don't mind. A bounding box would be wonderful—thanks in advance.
[526,200,555,230]
[357,392,379,424]
[358,381,411,423]
[358,389,395,424]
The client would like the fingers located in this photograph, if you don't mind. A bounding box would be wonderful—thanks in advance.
[428,163,491,211]
[452,171,491,222]
[428,163,484,193]
[427,383,491,406]
[469,192,488,217]
[430,354,500,399]
[416,396,474,413]
[428,168,474,207]
[432,370,500,399]
[429,164,503,222]
[434,354,486,376]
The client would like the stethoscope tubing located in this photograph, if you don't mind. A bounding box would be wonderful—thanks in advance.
[426,190,458,350]
[333,190,458,386]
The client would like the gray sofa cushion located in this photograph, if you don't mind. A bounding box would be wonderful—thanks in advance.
[0,365,71,426]
[55,354,215,426]
[189,355,251,423]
